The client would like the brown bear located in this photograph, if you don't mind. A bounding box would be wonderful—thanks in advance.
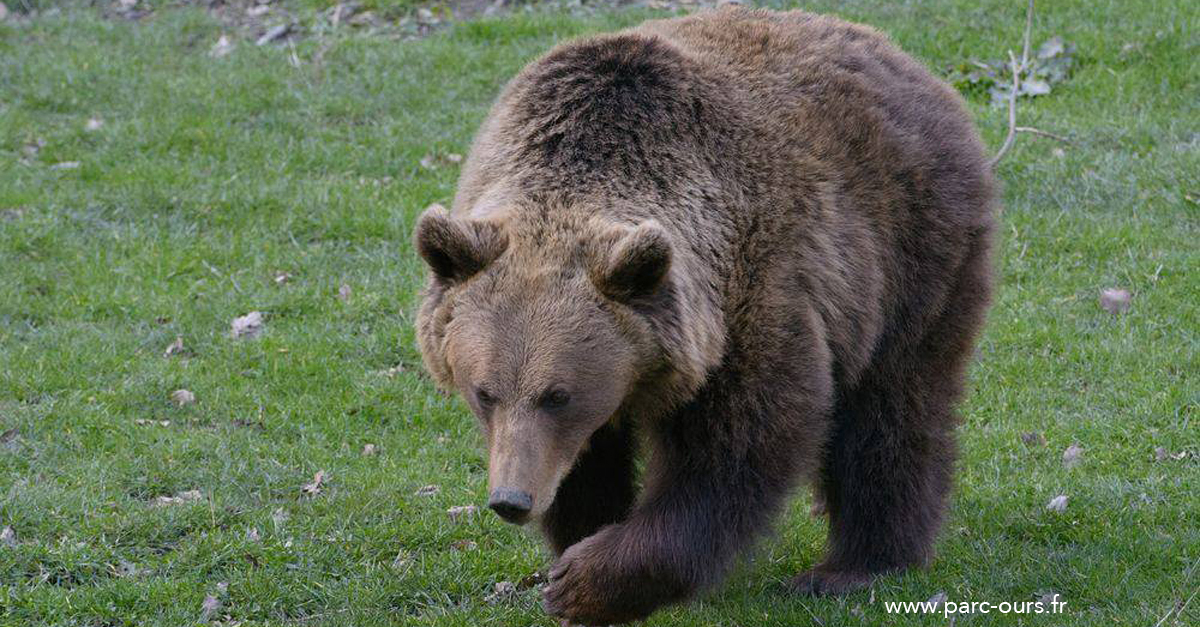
[414,7,995,625]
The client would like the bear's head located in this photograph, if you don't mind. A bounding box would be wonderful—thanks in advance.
[413,203,674,524]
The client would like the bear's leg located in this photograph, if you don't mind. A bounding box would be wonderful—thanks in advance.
[795,231,992,596]
[540,422,638,556]
[543,305,834,625]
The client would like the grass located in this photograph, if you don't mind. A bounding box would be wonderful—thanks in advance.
[0,0,1196,625]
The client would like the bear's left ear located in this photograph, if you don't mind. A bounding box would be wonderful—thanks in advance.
[589,220,672,302]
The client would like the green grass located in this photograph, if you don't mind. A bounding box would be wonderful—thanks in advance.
[1,1,1196,625]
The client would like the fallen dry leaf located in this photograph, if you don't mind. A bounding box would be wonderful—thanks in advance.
[114,559,138,577]
[450,539,477,551]
[1038,591,1062,607]
[415,485,439,497]
[134,419,170,427]
[245,527,261,542]
[1099,288,1132,314]
[926,591,948,609]
[156,489,203,506]
[170,389,196,406]
[447,505,478,521]
[230,311,264,338]
[1155,446,1170,462]
[485,580,517,604]
[163,336,185,357]
[273,271,291,285]
[1047,494,1068,513]
[1062,444,1084,468]
[362,443,378,456]
[0,526,16,547]
[200,594,222,622]
[50,161,81,170]
[1021,432,1046,447]
[1,428,18,444]
[518,571,545,590]
[302,470,326,497]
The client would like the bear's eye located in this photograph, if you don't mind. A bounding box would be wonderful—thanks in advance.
[475,387,497,408]
[539,388,571,410]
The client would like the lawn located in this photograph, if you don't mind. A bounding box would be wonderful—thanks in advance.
[0,0,1196,625]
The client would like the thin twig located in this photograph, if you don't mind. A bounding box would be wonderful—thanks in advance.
[989,0,1036,168]
[1015,126,1073,144]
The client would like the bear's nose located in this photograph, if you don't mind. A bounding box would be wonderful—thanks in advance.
[488,488,533,524]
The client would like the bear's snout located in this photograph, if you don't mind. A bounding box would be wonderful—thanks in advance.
[488,487,533,524]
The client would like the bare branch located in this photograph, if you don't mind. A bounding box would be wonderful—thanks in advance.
[989,0,1036,168]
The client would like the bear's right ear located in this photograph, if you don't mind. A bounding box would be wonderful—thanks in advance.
[414,204,507,283]
[590,220,672,302]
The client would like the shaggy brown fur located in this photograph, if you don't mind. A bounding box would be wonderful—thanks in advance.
[415,7,995,625]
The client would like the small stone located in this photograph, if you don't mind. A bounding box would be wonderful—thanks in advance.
[1099,288,1131,314]
[1021,432,1046,447]
[0,526,16,547]
[447,505,478,521]
[273,271,291,285]
[926,591,947,610]
[1062,444,1083,468]
[85,117,104,131]
[446,153,463,163]
[1047,495,1068,513]
[170,389,196,406]
[1052,147,1066,158]
[338,284,352,301]
[361,443,377,456]
[245,527,261,542]
[1155,446,1169,461]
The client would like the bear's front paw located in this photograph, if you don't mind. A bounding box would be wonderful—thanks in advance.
[542,527,673,626]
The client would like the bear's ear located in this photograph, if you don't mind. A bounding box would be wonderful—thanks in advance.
[414,204,507,283]
[590,220,672,302]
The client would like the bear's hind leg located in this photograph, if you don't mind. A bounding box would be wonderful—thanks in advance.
[539,422,638,556]
[795,231,993,596]
[793,374,959,595]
